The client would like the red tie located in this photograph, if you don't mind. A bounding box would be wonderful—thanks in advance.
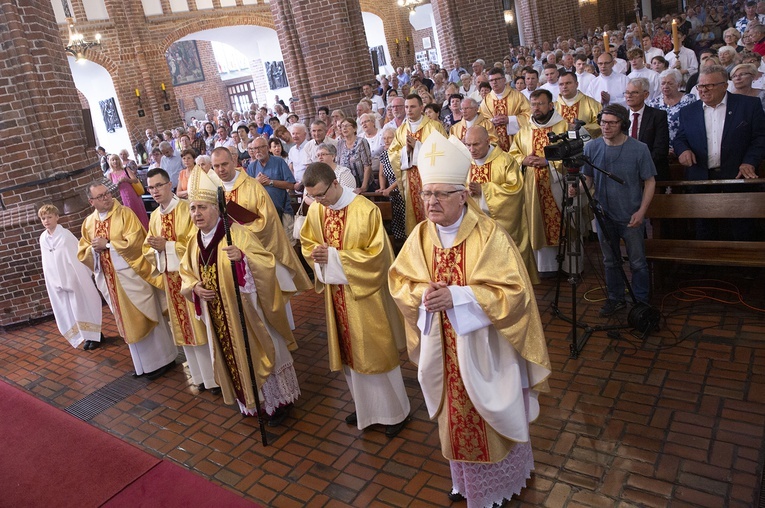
[631,112,639,138]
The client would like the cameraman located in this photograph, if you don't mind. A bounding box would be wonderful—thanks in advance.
[569,104,656,317]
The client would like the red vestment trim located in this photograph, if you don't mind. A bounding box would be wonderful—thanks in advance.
[324,207,353,368]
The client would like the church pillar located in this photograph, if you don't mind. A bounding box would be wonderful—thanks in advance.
[516,0,583,46]
[269,0,376,119]
[431,0,509,70]
[0,0,103,325]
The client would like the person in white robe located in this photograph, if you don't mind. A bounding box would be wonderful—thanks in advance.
[38,204,103,350]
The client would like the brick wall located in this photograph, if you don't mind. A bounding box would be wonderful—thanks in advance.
[517,0,583,45]
[432,0,509,71]
[171,40,229,123]
[412,26,435,57]
[360,0,413,71]
[0,0,102,326]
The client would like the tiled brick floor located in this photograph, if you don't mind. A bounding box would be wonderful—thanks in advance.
[1,250,764,507]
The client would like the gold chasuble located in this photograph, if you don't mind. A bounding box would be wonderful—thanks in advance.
[479,86,531,152]
[78,201,162,344]
[555,92,602,138]
[508,117,568,251]
[468,148,538,283]
[389,206,550,462]
[386,116,447,234]
[300,195,405,374]
[180,222,296,410]
[223,171,311,294]
[143,198,201,346]
[450,117,499,146]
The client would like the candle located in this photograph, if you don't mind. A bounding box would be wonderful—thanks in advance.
[161,83,166,91]
[603,31,609,52]
[672,20,680,53]
[395,38,399,44]
[135,89,140,97]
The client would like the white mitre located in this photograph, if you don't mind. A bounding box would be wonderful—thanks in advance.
[417,131,472,186]
[188,164,223,204]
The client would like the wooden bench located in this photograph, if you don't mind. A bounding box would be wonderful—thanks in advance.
[646,179,765,269]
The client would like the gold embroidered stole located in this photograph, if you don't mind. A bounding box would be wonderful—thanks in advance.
[469,161,492,184]
[531,129,561,245]
[161,211,194,345]
[408,129,426,224]
[491,97,511,152]
[95,218,125,337]
[200,231,245,403]
[559,102,580,124]
[433,242,490,462]
[324,207,354,368]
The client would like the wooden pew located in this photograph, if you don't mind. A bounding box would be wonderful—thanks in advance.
[646,179,765,270]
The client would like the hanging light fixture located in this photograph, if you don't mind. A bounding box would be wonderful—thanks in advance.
[61,1,101,63]
[397,0,423,16]
[502,0,515,25]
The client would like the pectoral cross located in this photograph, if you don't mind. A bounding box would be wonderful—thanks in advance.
[423,143,445,166]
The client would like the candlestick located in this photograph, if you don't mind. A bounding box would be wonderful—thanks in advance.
[135,89,140,97]
[161,83,166,91]
[672,20,680,54]
[603,31,609,52]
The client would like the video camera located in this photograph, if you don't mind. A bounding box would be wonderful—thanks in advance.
[543,120,588,169]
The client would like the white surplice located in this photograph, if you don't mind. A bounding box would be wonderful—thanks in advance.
[40,225,103,348]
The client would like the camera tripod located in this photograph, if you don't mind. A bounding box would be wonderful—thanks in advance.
[550,161,640,359]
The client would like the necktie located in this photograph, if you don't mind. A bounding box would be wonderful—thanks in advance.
[631,112,639,138]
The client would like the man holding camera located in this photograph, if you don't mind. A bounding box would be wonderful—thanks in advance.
[571,104,656,317]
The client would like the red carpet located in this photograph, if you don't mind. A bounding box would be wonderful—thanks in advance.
[0,381,258,508]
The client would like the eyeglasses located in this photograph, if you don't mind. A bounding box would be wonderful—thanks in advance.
[420,190,462,201]
[306,183,332,199]
[599,120,621,126]
[146,182,170,192]
[89,192,111,201]
[696,82,727,91]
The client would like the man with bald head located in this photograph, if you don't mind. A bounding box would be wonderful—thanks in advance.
[449,98,498,145]
[464,126,537,281]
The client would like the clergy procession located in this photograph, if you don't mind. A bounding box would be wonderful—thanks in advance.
[41,121,552,506]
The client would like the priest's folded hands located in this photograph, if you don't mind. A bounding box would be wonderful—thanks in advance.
[423,281,453,312]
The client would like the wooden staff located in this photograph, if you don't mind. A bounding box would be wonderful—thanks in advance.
[217,186,268,447]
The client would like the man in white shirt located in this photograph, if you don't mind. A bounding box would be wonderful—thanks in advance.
[288,123,310,184]
[522,68,540,100]
[627,48,661,101]
[384,96,406,131]
[540,64,561,101]
[305,120,336,162]
[641,35,663,63]
[586,52,629,106]
[664,31,699,90]
[362,83,386,116]
[574,54,595,93]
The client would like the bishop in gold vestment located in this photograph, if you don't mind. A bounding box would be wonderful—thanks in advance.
[78,184,178,377]
[143,168,217,391]
[555,90,602,138]
[479,75,531,152]
[180,167,300,422]
[300,163,410,436]
[389,131,551,507]
[386,94,447,234]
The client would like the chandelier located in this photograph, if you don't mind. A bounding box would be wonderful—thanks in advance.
[397,0,423,16]
[61,1,101,63]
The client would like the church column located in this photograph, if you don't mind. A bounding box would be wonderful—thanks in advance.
[516,0,583,46]
[269,0,375,119]
[431,0,508,69]
[0,0,103,325]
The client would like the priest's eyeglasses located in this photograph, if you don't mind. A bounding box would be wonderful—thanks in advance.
[420,190,461,201]
[146,182,170,192]
[306,183,331,199]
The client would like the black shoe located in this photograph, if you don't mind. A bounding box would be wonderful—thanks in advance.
[267,403,293,427]
[345,412,357,425]
[385,418,408,438]
[146,361,175,380]
[209,387,222,396]
[83,340,92,350]
[198,383,206,392]
[88,340,101,350]
[448,490,465,502]
[599,300,626,317]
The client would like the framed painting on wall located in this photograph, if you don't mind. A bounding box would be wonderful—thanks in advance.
[165,40,205,87]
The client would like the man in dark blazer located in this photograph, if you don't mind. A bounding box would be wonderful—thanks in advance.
[673,66,765,181]
[625,77,670,180]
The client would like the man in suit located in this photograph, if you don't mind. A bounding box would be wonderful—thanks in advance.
[625,78,670,181]
[673,65,765,181]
